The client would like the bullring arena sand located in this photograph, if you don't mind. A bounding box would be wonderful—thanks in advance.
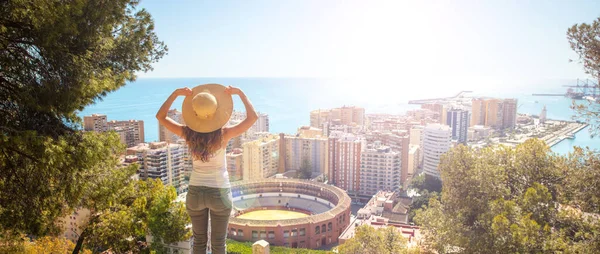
[236,210,309,220]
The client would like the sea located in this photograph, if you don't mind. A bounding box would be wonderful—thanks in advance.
[78,77,599,155]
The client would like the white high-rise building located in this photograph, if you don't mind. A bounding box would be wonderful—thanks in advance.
[359,144,401,197]
[422,124,452,178]
[159,109,184,143]
[127,142,188,194]
[540,105,547,124]
[242,134,279,180]
[229,111,269,139]
[256,113,269,133]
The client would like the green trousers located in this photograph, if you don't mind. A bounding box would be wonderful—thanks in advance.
[186,185,233,254]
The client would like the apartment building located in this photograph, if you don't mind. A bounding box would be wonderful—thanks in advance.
[359,145,402,197]
[422,124,452,178]
[126,142,188,194]
[242,134,280,180]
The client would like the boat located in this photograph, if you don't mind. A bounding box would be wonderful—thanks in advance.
[583,96,599,103]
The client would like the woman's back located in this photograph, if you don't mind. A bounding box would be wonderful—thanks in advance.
[189,148,231,188]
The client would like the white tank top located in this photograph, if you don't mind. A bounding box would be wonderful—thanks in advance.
[189,148,231,188]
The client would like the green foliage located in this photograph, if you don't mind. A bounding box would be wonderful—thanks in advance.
[82,179,191,253]
[0,131,125,236]
[567,18,600,134]
[408,174,441,222]
[225,239,332,254]
[0,0,166,237]
[296,155,313,179]
[337,225,413,254]
[414,139,600,253]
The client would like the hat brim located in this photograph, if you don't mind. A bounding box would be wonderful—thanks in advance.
[182,84,233,133]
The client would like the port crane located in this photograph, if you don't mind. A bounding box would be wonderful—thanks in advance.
[562,79,599,99]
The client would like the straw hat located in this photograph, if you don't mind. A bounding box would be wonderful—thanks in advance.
[182,84,233,133]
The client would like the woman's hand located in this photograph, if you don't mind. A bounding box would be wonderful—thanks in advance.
[173,87,193,97]
[224,85,243,96]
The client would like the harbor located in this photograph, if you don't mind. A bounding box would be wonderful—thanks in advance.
[492,119,589,149]
[532,78,599,101]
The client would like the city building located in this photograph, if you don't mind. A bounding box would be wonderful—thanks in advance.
[60,208,91,242]
[422,124,452,178]
[485,99,503,129]
[296,126,323,138]
[126,142,188,194]
[540,105,547,124]
[256,113,270,133]
[407,145,421,182]
[310,106,365,129]
[421,103,446,124]
[409,125,424,147]
[502,99,518,129]
[83,114,108,132]
[280,133,328,178]
[107,119,145,147]
[230,111,270,138]
[471,98,518,130]
[328,132,365,195]
[227,148,244,182]
[84,114,145,147]
[339,191,420,248]
[471,99,486,127]
[364,131,411,185]
[159,109,184,143]
[359,145,402,197]
[242,134,280,180]
[467,125,492,142]
[446,109,470,144]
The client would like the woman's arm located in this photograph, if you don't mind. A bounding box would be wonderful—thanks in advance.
[223,86,258,140]
[156,87,192,138]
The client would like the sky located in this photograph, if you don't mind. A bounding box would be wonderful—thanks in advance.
[137,0,600,82]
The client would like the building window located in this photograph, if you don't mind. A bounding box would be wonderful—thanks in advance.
[238,229,244,237]
[300,241,305,248]
[315,226,320,234]
[321,224,326,233]
[291,229,298,237]
[260,231,267,239]
[252,231,258,239]
[284,230,290,238]
[231,228,237,236]
[299,228,306,236]
[328,222,332,232]
[268,231,275,239]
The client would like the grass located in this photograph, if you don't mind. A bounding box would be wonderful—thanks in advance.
[226,239,333,254]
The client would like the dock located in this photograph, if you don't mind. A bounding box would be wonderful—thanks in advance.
[408,90,473,104]
[532,93,565,96]
[541,122,588,147]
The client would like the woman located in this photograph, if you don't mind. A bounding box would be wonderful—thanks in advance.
[156,84,257,254]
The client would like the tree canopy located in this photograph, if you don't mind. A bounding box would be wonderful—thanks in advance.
[567,18,600,134]
[297,155,313,179]
[337,225,419,254]
[415,139,600,253]
[0,0,191,252]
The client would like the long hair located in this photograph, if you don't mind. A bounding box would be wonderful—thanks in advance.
[183,126,223,162]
